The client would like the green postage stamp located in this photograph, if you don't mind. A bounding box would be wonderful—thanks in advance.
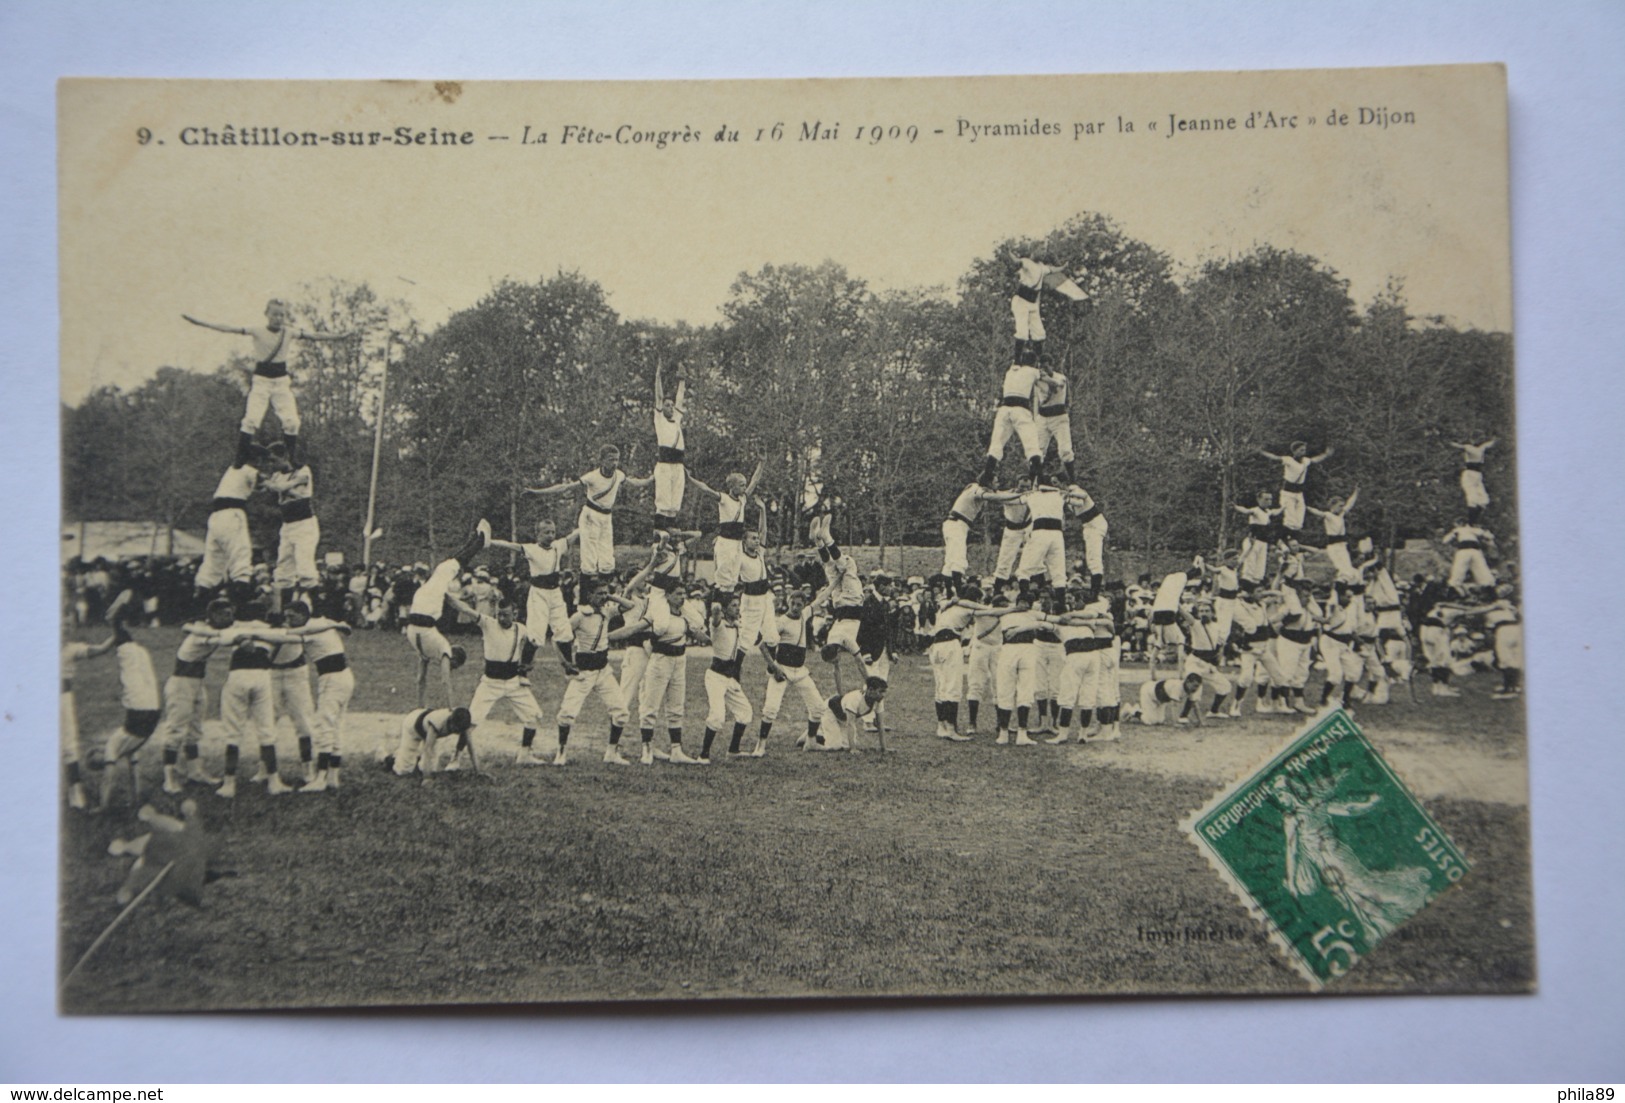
[1184,709,1470,989]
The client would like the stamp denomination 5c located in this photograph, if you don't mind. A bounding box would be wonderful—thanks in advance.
[1184,708,1470,989]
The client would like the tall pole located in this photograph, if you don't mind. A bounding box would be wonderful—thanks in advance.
[362,326,390,565]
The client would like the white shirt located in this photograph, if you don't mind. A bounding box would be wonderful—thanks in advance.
[522,542,563,577]
[1023,485,1066,524]
[1001,364,1041,401]
[476,615,527,666]
[301,619,348,664]
[1280,456,1311,488]
[214,464,258,501]
[580,468,626,510]
[246,324,300,363]
[654,410,685,452]
[948,484,984,522]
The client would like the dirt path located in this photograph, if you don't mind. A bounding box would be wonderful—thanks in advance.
[1058,720,1528,805]
[322,709,1527,807]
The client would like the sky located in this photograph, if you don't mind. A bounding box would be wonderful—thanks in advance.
[58,66,1511,403]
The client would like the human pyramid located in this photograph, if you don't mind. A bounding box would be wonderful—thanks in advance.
[61,275,1523,811]
[919,258,1520,746]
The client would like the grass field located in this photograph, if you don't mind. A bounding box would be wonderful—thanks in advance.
[58,625,1533,1011]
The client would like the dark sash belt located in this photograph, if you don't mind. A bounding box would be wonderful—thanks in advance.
[280,499,315,523]
[254,361,289,379]
[717,521,748,541]
[407,613,438,628]
[211,497,248,514]
[124,710,161,739]
[315,654,349,675]
[656,446,686,465]
[998,395,1031,409]
[530,573,560,589]
[1014,285,1038,303]
[1066,637,1112,653]
[1032,518,1063,532]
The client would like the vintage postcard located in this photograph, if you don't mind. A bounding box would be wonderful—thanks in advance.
[57,66,1528,1011]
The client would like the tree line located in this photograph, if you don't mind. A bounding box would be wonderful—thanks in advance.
[62,212,1516,572]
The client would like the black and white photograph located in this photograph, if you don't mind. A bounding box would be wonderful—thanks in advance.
[49,66,1538,1014]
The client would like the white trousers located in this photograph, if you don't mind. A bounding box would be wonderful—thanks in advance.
[996,642,1038,711]
[1079,516,1107,576]
[313,668,355,755]
[272,666,318,742]
[762,664,825,723]
[1010,295,1044,341]
[196,509,252,590]
[525,587,574,645]
[1036,412,1074,463]
[987,405,1042,462]
[1461,469,1489,509]
[713,537,744,591]
[156,675,208,751]
[242,373,300,434]
[274,517,321,590]
[221,669,275,748]
[654,462,686,516]
[740,595,776,649]
[995,526,1029,579]
[468,675,545,728]
[1017,529,1066,586]
[966,639,999,701]
[1280,490,1306,532]
[1448,548,1495,590]
[941,518,970,577]
[638,652,688,729]
[704,670,753,730]
[556,664,629,727]
[928,639,963,702]
[577,507,616,575]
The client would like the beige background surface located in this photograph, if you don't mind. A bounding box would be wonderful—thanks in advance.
[60,68,1510,401]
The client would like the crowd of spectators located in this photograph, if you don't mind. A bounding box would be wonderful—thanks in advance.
[63,549,1504,676]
